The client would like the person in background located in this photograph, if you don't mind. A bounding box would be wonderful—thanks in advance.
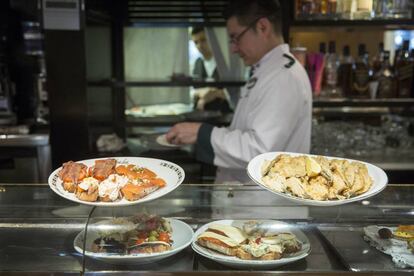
[190,27,231,113]
[167,0,312,183]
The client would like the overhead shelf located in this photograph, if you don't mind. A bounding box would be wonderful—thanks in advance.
[127,0,227,26]
[291,19,414,28]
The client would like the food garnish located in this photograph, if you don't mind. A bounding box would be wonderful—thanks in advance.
[378,228,393,239]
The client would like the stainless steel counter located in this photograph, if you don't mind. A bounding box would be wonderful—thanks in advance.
[318,225,414,272]
[0,183,413,275]
[0,134,51,183]
[0,134,49,146]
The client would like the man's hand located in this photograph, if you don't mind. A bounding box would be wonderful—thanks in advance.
[166,122,202,145]
[194,88,226,110]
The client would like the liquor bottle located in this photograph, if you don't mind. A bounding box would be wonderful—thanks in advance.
[375,51,396,98]
[340,0,357,19]
[320,42,327,54]
[316,41,327,91]
[354,0,373,19]
[323,41,341,97]
[338,45,353,97]
[314,0,327,18]
[373,0,388,18]
[301,0,316,18]
[395,40,414,98]
[411,49,414,97]
[327,0,338,18]
[371,42,384,76]
[388,0,412,19]
[351,44,370,97]
[295,0,301,18]
[312,42,327,96]
[394,48,401,68]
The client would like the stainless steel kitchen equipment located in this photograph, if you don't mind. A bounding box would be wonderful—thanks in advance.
[0,47,16,125]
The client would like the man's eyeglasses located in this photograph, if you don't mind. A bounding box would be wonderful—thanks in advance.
[229,17,263,45]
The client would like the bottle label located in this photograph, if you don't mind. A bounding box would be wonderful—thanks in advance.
[378,78,395,98]
[397,63,414,97]
[353,68,370,94]
[325,68,338,86]
[357,0,373,11]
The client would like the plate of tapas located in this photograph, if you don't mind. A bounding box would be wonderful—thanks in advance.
[363,225,414,268]
[48,157,185,206]
[191,219,310,269]
[247,152,388,206]
[74,214,194,264]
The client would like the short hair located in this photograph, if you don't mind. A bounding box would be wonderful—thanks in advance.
[191,26,204,36]
[223,0,282,35]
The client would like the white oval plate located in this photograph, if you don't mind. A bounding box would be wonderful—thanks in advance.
[48,157,185,206]
[191,219,311,269]
[247,152,388,206]
[156,134,181,148]
[74,218,194,264]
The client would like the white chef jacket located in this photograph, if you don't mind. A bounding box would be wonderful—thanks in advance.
[196,44,312,183]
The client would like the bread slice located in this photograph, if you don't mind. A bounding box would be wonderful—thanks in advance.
[283,242,302,254]
[76,190,98,202]
[235,248,281,260]
[63,181,77,193]
[198,238,238,256]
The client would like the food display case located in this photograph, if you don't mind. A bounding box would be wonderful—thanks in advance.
[0,181,413,275]
[3,1,414,274]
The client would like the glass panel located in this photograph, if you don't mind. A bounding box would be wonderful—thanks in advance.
[0,184,413,272]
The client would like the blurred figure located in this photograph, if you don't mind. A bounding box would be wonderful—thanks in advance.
[191,27,231,113]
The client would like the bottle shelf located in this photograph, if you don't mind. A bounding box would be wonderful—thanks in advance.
[87,79,246,87]
[313,107,391,117]
[291,19,414,28]
[313,98,414,107]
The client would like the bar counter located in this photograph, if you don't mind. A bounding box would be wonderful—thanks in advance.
[0,182,413,275]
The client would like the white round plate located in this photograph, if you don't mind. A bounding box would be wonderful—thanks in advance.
[48,157,185,206]
[156,134,181,148]
[191,219,311,269]
[247,152,388,206]
[74,218,194,265]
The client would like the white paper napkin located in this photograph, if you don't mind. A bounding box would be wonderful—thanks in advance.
[363,225,414,268]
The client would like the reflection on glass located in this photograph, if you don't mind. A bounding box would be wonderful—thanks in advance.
[311,115,414,161]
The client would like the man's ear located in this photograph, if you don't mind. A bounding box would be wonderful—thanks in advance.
[257,17,271,36]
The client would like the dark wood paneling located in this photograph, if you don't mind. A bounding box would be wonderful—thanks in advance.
[281,0,291,44]
[44,30,89,168]
[111,1,127,139]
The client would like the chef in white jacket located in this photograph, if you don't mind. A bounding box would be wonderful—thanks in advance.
[166,0,312,183]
